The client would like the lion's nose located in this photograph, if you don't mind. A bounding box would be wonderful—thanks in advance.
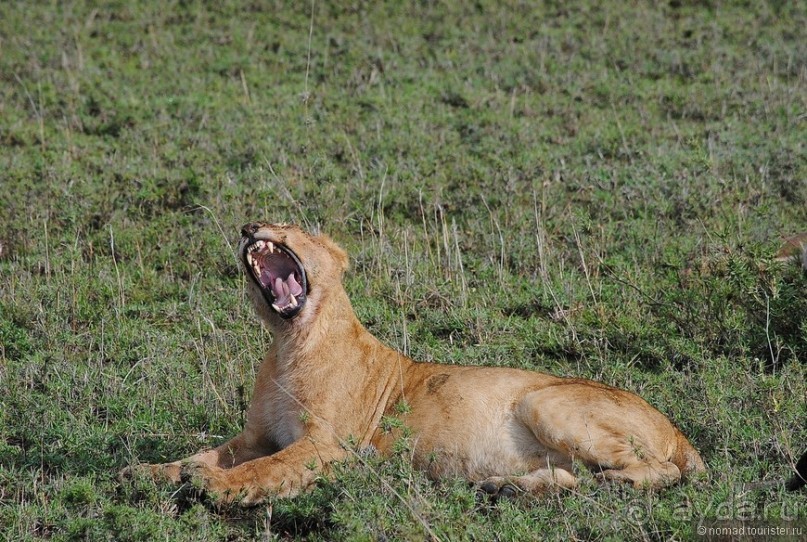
[241,223,261,237]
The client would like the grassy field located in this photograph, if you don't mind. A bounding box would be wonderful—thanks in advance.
[1,0,806,540]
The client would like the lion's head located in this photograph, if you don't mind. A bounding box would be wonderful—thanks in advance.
[238,223,349,326]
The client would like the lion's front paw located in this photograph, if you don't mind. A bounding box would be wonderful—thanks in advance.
[180,463,265,506]
[475,477,519,503]
[119,462,183,484]
[230,485,267,507]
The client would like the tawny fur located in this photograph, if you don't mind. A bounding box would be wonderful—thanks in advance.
[132,223,705,505]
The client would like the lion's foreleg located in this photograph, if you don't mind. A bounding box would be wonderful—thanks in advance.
[184,434,345,505]
[125,432,258,484]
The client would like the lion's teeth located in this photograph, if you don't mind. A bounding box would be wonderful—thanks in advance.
[268,242,275,253]
[289,294,297,308]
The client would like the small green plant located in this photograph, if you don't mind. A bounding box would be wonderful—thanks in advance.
[394,399,412,415]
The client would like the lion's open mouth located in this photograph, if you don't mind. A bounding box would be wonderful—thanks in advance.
[244,240,307,319]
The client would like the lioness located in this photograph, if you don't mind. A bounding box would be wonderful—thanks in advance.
[132,222,705,505]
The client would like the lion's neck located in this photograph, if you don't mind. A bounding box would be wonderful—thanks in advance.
[270,288,362,367]
[267,286,412,389]
[266,288,410,442]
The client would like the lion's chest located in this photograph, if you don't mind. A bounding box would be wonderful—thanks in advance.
[261,377,306,449]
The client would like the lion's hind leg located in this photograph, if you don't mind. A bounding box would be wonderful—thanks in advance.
[476,467,578,500]
[515,384,685,490]
[599,460,681,489]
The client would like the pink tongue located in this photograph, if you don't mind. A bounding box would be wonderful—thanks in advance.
[270,274,302,308]
[273,277,289,305]
[287,273,303,296]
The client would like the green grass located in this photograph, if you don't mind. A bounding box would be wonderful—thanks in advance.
[1,0,806,540]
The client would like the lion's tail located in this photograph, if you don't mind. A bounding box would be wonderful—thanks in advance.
[671,431,706,479]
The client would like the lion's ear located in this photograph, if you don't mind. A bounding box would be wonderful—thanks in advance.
[333,244,349,273]
[320,235,349,273]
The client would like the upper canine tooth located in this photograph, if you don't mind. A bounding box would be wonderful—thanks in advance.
[268,242,275,253]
